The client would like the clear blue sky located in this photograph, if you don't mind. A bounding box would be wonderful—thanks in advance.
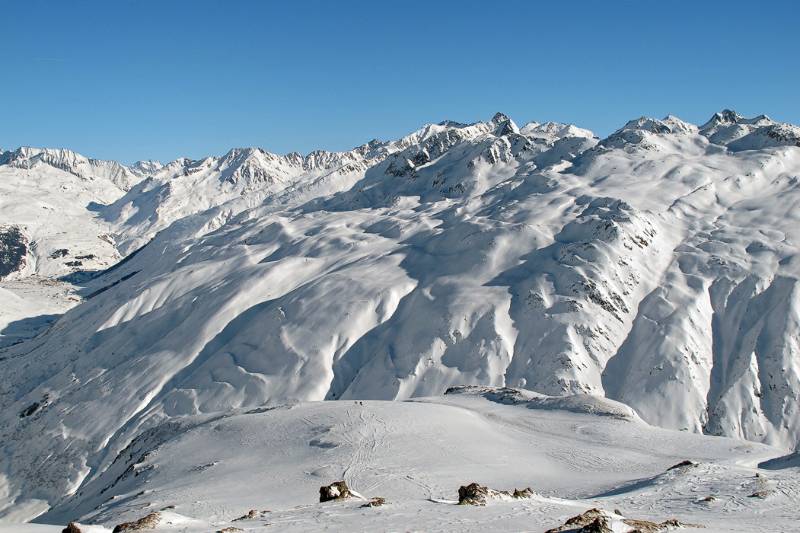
[1,0,798,163]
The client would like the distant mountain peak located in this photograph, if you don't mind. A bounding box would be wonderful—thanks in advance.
[2,146,142,191]
[490,111,512,124]
[710,108,742,125]
[700,109,773,131]
[488,112,519,136]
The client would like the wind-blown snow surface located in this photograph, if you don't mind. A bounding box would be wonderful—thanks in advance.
[1,110,800,527]
[16,390,800,532]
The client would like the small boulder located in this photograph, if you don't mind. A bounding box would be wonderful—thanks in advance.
[579,517,613,533]
[361,497,386,508]
[217,528,244,533]
[62,523,82,533]
[457,483,489,505]
[545,509,612,533]
[232,509,259,521]
[621,518,665,532]
[112,512,161,532]
[667,460,698,470]
[512,487,534,499]
[319,480,352,502]
[623,517,703,532]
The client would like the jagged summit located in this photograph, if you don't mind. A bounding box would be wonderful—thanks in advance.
[598,114,697,150]
[699,109,798,150]
[129,159,163,176]
[490,111,512,123]
[490,112,520,136]
[700,108,771,130]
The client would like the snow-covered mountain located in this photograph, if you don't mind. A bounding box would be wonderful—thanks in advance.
[1,110,800,527]
[0,147,144,192]
[0,148,149,349]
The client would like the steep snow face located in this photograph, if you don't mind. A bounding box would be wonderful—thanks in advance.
[0,158,132,346]
[0,145,147,289]
[1,111,800,521]
[0,162,124,279]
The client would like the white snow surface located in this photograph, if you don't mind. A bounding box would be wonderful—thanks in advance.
[1,110,800,530]
[22,392,800,532]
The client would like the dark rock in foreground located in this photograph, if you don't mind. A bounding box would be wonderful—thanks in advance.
[319,480,352,502]
[112,511,161,532]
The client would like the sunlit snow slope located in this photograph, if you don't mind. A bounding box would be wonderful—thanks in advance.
[34,389,800,532]
[1,110,800,522]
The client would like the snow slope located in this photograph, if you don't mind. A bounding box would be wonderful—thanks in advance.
[0,149,144,347]
[1,110,800,527]
[29,389,800,532]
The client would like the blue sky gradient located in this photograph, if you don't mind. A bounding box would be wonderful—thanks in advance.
[1,0,798,163]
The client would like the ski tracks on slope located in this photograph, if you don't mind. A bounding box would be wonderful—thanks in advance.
[336,404,437,499]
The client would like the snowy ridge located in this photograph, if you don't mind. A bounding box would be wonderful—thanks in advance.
[100,140,393,255]
[0,147,144,192]
[1,110,800,525]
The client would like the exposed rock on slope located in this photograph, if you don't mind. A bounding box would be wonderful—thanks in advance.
[0,225,29,279]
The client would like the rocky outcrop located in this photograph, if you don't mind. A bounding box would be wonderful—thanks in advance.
[319,480,352,502]
[231,509,260,521]
[457,482,535,505]
[545,508,701,533]
[667,460,697,471]
[0,225,28,279]
[112,511,161,532]
[361,497,386,507]
[457,483,489,505]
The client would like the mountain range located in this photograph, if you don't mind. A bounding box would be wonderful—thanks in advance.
[1,109,799,527]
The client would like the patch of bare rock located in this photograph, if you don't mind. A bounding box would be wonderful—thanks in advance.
[319,480,352,502]
[361,497,386,507]
[457,482,535,505]
[112,511,161,532]
[231,509,269,521]
[545,508,703,533]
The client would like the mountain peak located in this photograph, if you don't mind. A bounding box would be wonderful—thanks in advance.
[490,112,511,124]
[489,112,519,136]
[702,109,743,129]
[607,114,696,140]
[130,160,163,175]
